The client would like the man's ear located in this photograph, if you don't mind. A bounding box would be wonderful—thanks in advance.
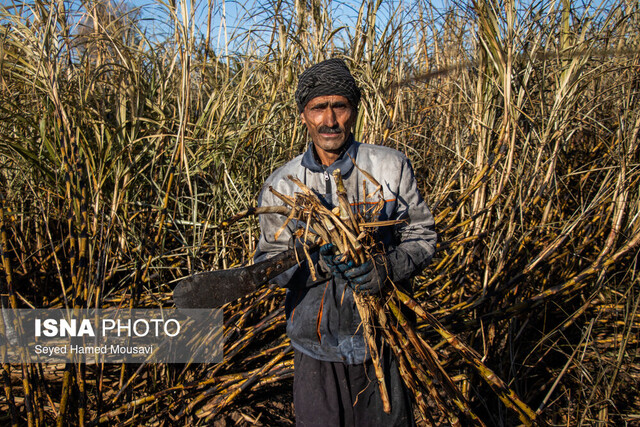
[299,112,307,126]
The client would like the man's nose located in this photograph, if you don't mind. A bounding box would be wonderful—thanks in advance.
[321,107,338,127]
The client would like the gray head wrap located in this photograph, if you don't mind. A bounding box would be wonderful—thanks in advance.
[295,58,361,113]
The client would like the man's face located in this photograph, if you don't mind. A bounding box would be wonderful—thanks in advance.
[300,95,357,164]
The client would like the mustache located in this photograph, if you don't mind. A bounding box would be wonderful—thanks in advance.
[317,126,342,134]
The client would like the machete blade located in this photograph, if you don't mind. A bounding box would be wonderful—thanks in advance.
[172,243,318,309]
[172,268,257,309]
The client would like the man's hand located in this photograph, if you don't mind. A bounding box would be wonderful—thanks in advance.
[319,243,353,279]
[344,254,388,295]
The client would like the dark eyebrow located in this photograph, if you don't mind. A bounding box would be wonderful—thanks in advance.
[310,102,329,109]
[309,101,350,109]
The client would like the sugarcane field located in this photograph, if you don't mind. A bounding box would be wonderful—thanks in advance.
[1,0,639,425]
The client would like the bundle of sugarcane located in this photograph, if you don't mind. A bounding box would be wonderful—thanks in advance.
[233,167,538,426]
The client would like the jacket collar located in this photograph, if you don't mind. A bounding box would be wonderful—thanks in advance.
[301,134,358,176]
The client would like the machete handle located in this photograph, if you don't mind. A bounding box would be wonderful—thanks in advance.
[246,242,318,285]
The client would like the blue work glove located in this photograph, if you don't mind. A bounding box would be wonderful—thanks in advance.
[344,254,389,295]
[318,243,353,279]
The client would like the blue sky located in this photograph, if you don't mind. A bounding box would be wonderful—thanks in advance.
[0,0,459,59]
[122,0,452,53]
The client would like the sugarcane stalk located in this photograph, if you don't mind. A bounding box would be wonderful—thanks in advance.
[306,212,332,245]
[0,199,19,427]
[379,303,470,426]
[1,363,18,427]
[394,289,537,425]
[268,186,297,207]
[221,206,292,228]
[352,294,392,413]
[382,327,435,425]
[1,197,36,426]
[56,365,74,427]
[386,298,484,425]
[319,215,345,253]
[332,169,361,236]
[201,345,293,421]
[274,205,299,242]
[325,169,390,412]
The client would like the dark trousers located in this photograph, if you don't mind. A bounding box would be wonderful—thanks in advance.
[293,349,415,427]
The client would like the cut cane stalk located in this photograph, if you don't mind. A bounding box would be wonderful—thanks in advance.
[328,169,389,412]
[269,186,297,207]
[353,294,392,414]
[221,206,292,228]
[332,169,366,264]
[394,289,537,426]
[378,303,467,425]
[332,169,361,236]
[386,298,483,425]
[274,205,299,241]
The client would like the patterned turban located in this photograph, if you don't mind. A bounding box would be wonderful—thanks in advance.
[295,58,361,113]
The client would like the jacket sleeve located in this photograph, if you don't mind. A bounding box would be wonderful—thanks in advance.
[253,179,297,287]
[386,158,437,284]
[253,180,329,289]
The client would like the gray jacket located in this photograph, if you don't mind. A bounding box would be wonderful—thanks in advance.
[254,136,437,364]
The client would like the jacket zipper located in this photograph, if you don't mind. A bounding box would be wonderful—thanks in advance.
[323,170,331,195]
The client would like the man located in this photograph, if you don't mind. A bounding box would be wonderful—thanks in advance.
[254,58,437,426]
